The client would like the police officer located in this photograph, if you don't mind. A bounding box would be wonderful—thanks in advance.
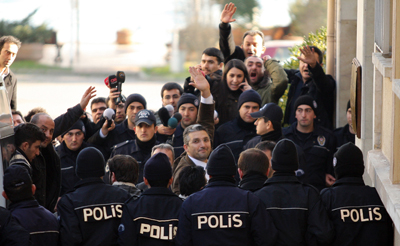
[3,165,59,246]
[175,144,277,246]
[282,95,336,191]
[118,153,183,245]
[56,119,90,196]
[58,147,130,246]
[320,143,393,245]
[110,109,160,184]
[255,139,334,245]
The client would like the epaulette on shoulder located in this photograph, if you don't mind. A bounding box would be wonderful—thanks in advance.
[113,140,133,150]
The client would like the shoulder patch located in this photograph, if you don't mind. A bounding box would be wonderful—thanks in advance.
[113,140,132,150]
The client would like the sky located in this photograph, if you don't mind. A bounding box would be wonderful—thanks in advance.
[0,0,292,45]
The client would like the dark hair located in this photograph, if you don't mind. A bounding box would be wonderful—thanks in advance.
[24,107,47,123]
[255,140,276,152]
[179,166,206,196]
[107,155,139,184]
[242,30,264,42]
[161,82,183,98]
[14,123,46,148]
[12,110,25,123]
[0,36,21,52]
[146,179,170,188]
[222,59,250,91]
[202,47,224,64]
[238,148,269,176]
[262,117,281,132]
[90,97,107,110]
[308,46,323,64]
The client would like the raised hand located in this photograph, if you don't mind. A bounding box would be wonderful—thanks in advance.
[80,86,97,111]
[297,46,318,68]
[188,66,211,98]
[220,2,237,24]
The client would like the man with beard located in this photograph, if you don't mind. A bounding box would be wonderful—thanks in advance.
[29,86,96,212]
[244,56,288,105]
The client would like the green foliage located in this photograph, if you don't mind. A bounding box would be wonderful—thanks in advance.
[0,9,54,43]
[280,27,327,125]
[213,0,259,24]
[283,26,327,70]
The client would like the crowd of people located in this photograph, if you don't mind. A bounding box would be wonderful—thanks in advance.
[0,2,393,246]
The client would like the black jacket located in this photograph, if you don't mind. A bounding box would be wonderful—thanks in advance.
[238,171,267,192]
[110,138,159,184]
[4,69,17,110]
[56,141,91,196]
[284,65,336,129]
[0,206,30,246]
[283,122,336,191]
[118,187,183,245]
[333,124,355,150]
[9,199,59,246]
[58,177,130,246]
[214,116,257,162]
[219,22,246,63]
[87,119,136,160]
[320,177,393,246]
[31,103,84,212]
[176,178,278,246]
[255,173,334,246]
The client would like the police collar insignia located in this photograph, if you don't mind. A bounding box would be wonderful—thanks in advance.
[317,135,326,146]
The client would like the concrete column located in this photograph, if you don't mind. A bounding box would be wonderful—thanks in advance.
[355,0,375,185]
[355,0,374,149]
[335,0,357,127]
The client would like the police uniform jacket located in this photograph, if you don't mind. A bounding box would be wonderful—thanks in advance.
[333,124,355,150]
[238,171,267,192]
[0,206,30,246]
[9,199,59,246]
[118,187,183,245]
[214,116,257,162]
[320,177,393,246]
[4,70,17,110]
[175,179,278,246]
[56,141,91,196]
[58,177,130,246]
[87,119,136,159]
[110,138,160,184]
[255,173,334,246]
[284,65,336,129]
[32,103,84,212]
[283,122,336,191]
[158,102,215,159]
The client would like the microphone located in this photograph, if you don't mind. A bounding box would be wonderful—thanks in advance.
[158,107,170,127]
[115,71,125,104]
[103,108,115,127]
[108,75,118,89]
[167,113,182,128]
[164,104,174,116]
